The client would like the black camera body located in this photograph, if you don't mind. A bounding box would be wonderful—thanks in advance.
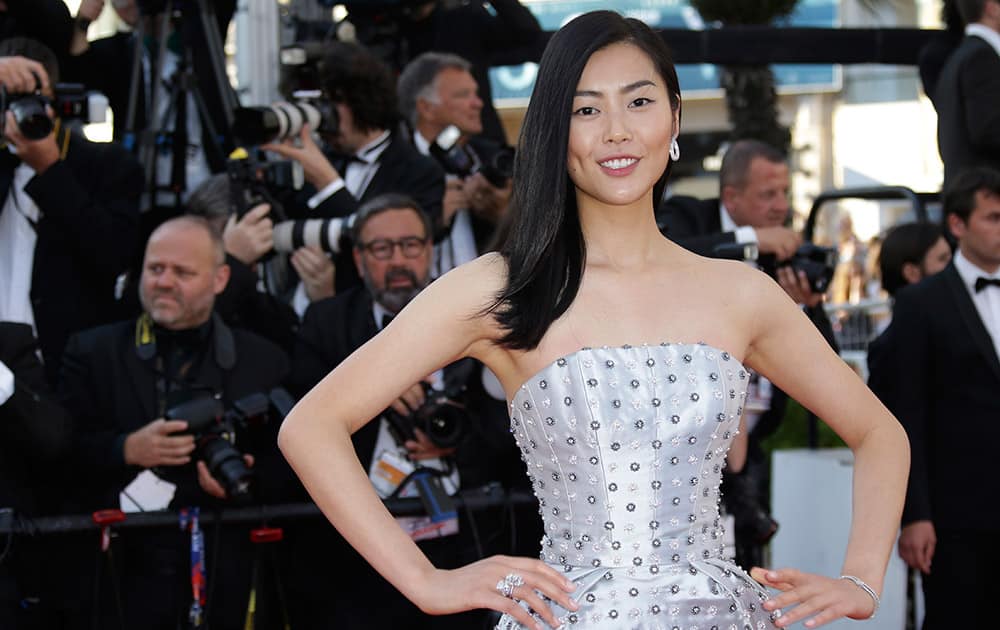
[225,150,296,225]
[385,382,468,449]
[164,388,294,502]
[2,83,108,141]
[773,243,837,294]
[429,125,514,188]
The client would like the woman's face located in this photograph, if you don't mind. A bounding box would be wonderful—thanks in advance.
[567,43,677,210]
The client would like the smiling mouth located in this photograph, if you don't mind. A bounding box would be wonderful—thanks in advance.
[599,158,638,170]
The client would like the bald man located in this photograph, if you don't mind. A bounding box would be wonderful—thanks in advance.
[55,216,291,630]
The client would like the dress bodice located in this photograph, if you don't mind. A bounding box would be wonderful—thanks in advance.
[500,343,778,629]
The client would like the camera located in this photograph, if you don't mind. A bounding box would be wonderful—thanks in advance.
[232,91,339,146]
[429,125,515,188]
[774,243,837,294]
[385,382,468,449]
[1,83,109,141]
[226,148,298,226]
[164,388,294,502]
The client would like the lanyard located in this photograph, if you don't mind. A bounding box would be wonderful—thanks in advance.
[180,507,207,627]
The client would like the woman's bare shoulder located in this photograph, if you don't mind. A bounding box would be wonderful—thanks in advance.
[408,253,508,338]
[433,252,508,303]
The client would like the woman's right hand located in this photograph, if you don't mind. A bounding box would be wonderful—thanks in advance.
[415,555,579,629]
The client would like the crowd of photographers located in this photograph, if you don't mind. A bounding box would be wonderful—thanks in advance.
[3,0,995,628]
[0,1,542,627]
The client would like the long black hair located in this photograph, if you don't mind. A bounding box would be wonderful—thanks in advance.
[489,11,682,350]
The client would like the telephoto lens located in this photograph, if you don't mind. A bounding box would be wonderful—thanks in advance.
[233,95,338,146]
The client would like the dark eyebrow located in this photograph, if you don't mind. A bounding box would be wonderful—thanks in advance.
[574,80,657,98]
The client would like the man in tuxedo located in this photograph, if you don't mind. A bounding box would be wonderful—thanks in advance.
[57,216,290,630]
[935,0,1000,185]
[866,222,951,409]
[0,39,142,386]
[285,193,520,629]
[263,41,445,299]
[892,167,1000,628]
[661,139,836,569]
[398,51,512,276]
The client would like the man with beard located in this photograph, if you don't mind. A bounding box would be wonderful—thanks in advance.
[56,216,290,629]
[284,193,521,629]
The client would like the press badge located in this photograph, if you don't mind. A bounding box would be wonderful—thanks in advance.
[370,449,415,498]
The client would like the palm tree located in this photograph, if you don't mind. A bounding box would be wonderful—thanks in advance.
[689,0,799,153]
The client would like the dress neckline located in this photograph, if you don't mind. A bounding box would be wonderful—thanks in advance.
[509,341,747,404]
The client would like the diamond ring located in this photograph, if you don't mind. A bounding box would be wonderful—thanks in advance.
[495,572,524,598]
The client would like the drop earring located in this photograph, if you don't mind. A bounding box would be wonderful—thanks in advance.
[669,137,680,161]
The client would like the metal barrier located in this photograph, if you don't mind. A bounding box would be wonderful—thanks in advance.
[0,490,540,536]
[802,185,934,445]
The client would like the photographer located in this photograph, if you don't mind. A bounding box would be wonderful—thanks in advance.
[398,52,512,276]
[285,193,521,629]
[0,38,142,386]
[185,173,301,353]
[262,41,444,302]
[0,0,75,68]
[0,322,74,627]
[660,139,838,570]
[345,0,542,144]
[57,216,290,630]
[63,0,237,227]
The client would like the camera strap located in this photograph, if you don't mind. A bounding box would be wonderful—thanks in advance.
[179,507,207,628]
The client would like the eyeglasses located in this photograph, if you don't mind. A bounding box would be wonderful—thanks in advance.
[360,236,429,260]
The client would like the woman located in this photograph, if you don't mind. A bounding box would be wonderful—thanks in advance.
[279,11,909,629]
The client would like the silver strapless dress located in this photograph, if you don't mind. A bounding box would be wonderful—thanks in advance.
[497,343,779,630]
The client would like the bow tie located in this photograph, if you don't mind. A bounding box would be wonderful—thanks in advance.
[975,277,1000,292]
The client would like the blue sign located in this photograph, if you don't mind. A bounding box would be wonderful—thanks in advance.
[490,0,840,103]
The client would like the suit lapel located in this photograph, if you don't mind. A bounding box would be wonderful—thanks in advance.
[943,264,1000,382]
[0,151,19,211]
[360,137,401,202]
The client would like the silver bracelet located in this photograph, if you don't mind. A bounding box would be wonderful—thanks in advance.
[839,575,879,619]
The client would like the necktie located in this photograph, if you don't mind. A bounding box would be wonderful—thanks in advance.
[975,277,1000,293]
[381,313,394,329]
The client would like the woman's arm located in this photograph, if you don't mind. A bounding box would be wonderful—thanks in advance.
[277,255,577,628]
[739,271,909,628]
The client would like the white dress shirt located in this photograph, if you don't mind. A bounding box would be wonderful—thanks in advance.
[413,130,479,277]
[0,163,40,332]
[953,249,1000,362]
[719,203,759,246]
[967,23,1000,59]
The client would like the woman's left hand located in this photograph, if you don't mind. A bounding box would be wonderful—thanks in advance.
[750,567,877,628]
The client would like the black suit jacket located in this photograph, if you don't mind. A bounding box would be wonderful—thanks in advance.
[57,314,290,512]
[0,131,142,386]
[0,323,73,515]
[934,34,1000,184]
[660,195,741,257]
[888,263,1000,530]
[300,132,445,224]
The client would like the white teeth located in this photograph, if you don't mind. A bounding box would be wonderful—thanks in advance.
[600,158,637,170]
